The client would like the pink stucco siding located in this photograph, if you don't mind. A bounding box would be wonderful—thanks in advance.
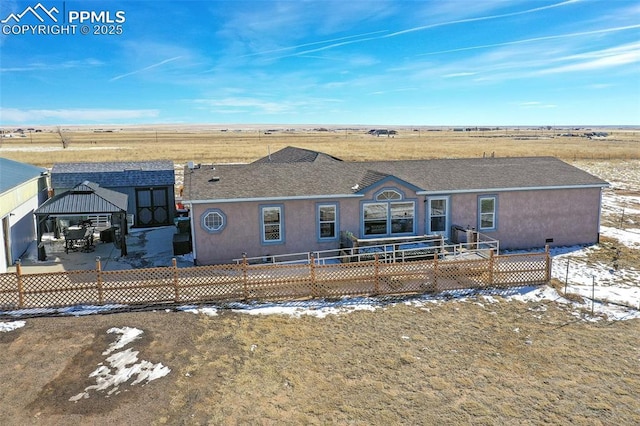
[191,199,355,264]
[451,187,602,249]
[190,185,603,265]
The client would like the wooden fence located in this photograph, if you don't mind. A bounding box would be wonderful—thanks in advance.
[0,250,550,312]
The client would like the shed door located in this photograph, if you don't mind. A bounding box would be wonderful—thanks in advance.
[135,187,170,227]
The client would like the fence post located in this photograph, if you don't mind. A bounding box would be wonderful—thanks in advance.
[242,254,249,300]
[310,253,318,298]
[591,275,595,315]
[488,249,495,286]
[374,254,380,294]
[564,258,569,294]
[433,255,438,292]
[172,258,180,303]
[16,260,24,308]
[96,257,103,304]
[545,245,551,282]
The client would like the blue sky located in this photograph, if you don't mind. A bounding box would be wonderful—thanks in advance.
[0,0,638,126]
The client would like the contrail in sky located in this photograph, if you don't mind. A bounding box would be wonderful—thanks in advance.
[240,30,389,57]
[419,25,640,56]
[110,56,182,81]
[249,0,581,60]
[384,0,581,38]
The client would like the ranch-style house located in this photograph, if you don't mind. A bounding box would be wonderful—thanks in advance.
[182,147,609,265]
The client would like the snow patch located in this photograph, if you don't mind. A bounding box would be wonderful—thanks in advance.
[0,320,26,332]
[69,327,170,401]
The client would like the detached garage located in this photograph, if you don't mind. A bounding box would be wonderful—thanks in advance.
[0,158,48,272]
[51,160,176,228]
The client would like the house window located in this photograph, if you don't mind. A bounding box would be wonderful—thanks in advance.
[317,203,338,240]
[376,190,402,201]
[479,196,497,231]
[261,205,283,243]
[390,202,414,233]
[364,203,388,235]
[202,209,225,233]
[363,189,415,236]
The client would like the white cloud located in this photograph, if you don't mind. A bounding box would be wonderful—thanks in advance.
[193,97,298,114]
[421,24,640,57]
[192,95,342,116]
[0,58,103,72]
[537,42,640,74]
[0,108,159,124]
[369,87,418,95]
[517,101,557,109]
[399,38,640,86]
[443,72,477,78]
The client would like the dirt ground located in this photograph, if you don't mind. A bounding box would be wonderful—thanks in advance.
[1,295,638,425]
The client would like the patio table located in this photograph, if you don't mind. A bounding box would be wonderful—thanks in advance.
[64,227,94,253]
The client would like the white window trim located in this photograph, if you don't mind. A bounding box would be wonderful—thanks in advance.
[317,203,338,241]
[478,195,498,231]
[201,208,226,233]
[261,204,284,244]
[427,196,450,237]
[362,200,416,237]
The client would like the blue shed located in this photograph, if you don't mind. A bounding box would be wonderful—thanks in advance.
[51,160,176,228]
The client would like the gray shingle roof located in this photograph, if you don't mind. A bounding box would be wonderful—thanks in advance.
[35,181,128,215]
[51,160,174,189]
[252,146,343,164]
[183,154,608,202]
[0,157,47,194]
[52,160,173,173]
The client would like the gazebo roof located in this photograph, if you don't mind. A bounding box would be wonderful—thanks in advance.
[35,181,128,216]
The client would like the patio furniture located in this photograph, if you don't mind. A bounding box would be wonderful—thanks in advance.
[100,227,114,243]
[173,232,191,255]
[63,227,94,253]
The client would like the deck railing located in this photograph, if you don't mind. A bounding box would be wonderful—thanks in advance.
[234,233,499,265]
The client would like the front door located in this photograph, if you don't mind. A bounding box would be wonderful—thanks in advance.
[427,197,449,239]
[135,187,170,227]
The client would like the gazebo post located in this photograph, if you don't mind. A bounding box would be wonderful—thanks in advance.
[53,216,60,239]
[36,215,47,261]
[120,212,128,256]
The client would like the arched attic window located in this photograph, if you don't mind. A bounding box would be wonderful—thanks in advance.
[376,189,402,201]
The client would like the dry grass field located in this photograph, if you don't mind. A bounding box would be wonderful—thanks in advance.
[1,298,639,426]
[1,126,639,425]
[1,126,639,167]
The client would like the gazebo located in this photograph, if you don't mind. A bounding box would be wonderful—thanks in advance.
[34,181,129,260]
